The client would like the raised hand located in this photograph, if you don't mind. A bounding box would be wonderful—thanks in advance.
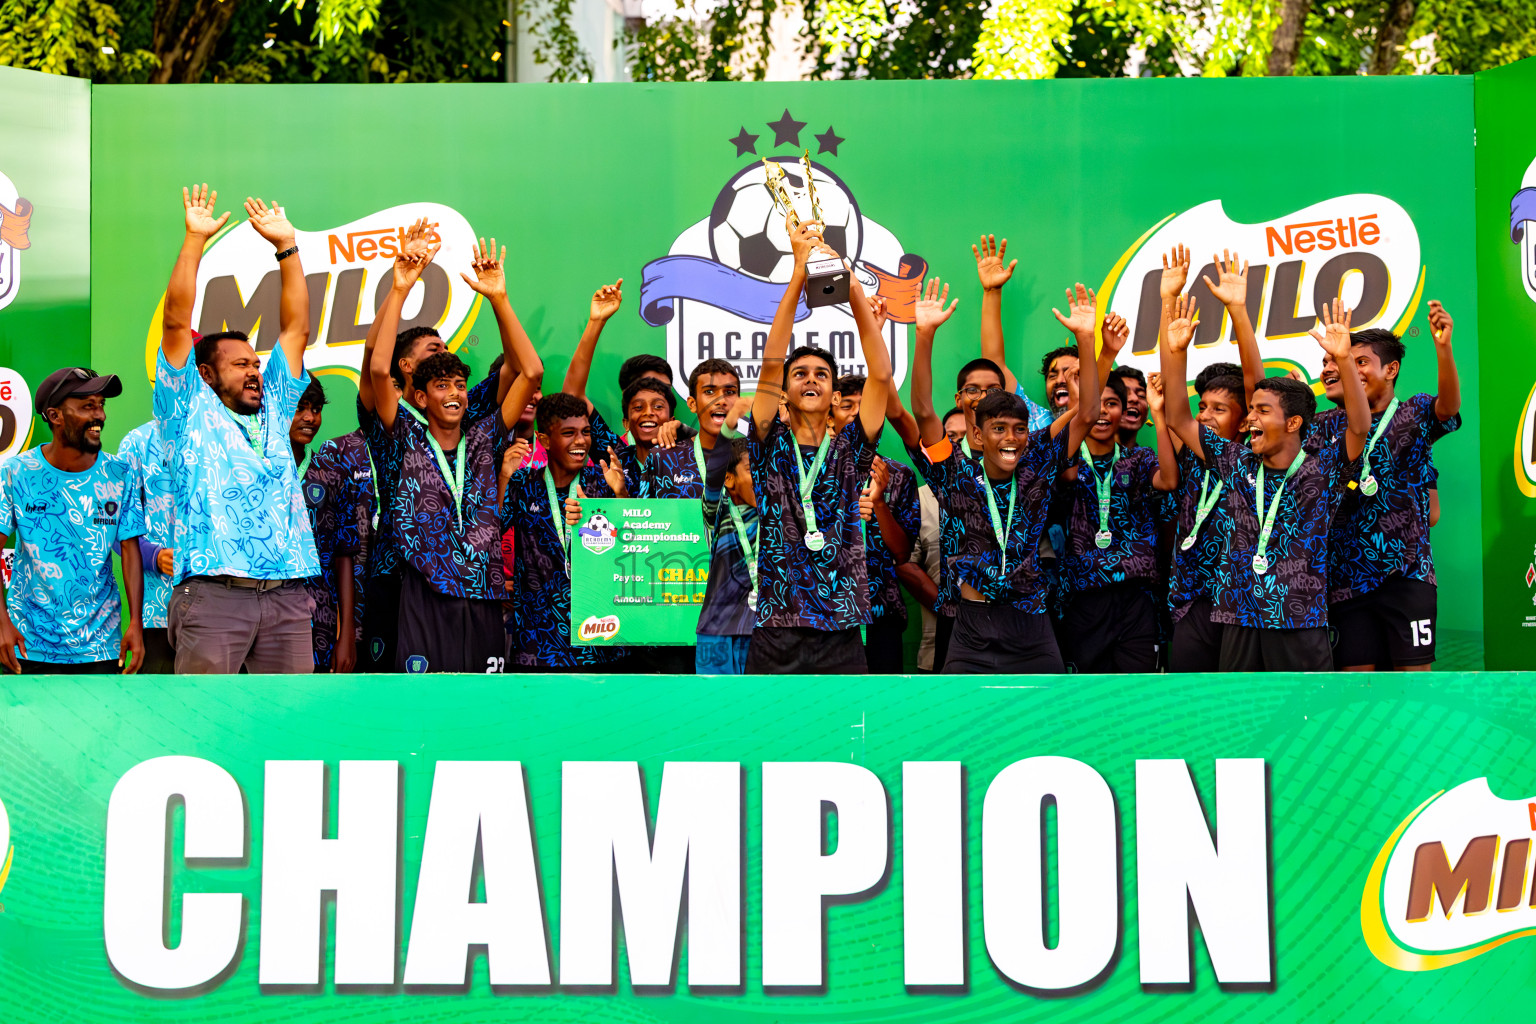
[183,184,230,239]
[915,277,958,332]
[243,197,297,250]
[1160,244,1190,300]
[1102,311,1129,361]
[1202,249,1249,307]
[1146,371,1166,416]
[789,218,825,272]
[868,294,890,336]
[1166,293,1197,352]
[504,437,532,474]
[601,447,628,497]
[1317,298,1354,360]
[1428,299,1454,347]
[459,237,508,300]
[590,279,624,322]
[1051,283,1098,339]
[973,234,1017,291]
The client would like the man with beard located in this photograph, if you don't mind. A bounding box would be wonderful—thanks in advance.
[745,218,892,675]
[155,185,318,674]
[0,367,146,674]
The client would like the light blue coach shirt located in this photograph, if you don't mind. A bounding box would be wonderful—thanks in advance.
[154,344,319,583]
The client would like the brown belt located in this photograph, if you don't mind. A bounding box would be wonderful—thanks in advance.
[197,575,294,593]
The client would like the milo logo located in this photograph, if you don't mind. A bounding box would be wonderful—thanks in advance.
[578,615,621,642]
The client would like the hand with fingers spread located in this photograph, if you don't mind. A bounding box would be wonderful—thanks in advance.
[590,279,624,323]
[974,234,1017,291]
[1166,293,1198,352]
[1316,298,1354,361]
[1160,244,1190,300]
[459,237,509,300]
[915,277,957,332]
[1102,311,1130,362]
[1428,299,1454,347]
[392,223,439,293]
[183,184,230,239]
[789,218,825,274]
[1051,283,1098,341]
[243,197,297,251]
[601,447,628,497]
[1203,249,1249,308]
[565,485,584,527]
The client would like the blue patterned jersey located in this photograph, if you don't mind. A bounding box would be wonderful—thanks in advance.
[1057,444,1162,594]
[748,417,879,631]
[0,449,145,662]
[117,421,175,629]
[1201,427,1360,630]
[588,408,645,497]
[866,457,920,622]
[696,433,755,637]
[1012,384,1060,432]
[501,464,629,667]
[916,429,1066,614]
[382,410,507,600]
[302,431,373,668]
[359,370,502,584]
[910,440,981,618]
[640,442,704,499]
[1321,393,1459,603]
[1167,446,1233,622]
[154,345,319,582]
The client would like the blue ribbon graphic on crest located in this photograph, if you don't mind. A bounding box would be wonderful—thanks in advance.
[640,255,812,326]
[1511,187,1536,242]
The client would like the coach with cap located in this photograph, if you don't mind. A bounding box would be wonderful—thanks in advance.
[0,366,146,673]
[155,184,319,673]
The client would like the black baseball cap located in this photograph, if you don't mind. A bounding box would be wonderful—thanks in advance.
[35,367,123,411]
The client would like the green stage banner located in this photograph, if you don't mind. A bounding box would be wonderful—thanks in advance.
[1472,58,1536,670]
[569,497,708,645]
[0,672,1534,1021]
[80,76,1486,666]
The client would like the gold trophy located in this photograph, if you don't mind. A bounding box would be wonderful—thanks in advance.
[763,152,850,307]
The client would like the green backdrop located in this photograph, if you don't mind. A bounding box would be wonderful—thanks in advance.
[2,672,1535,1020]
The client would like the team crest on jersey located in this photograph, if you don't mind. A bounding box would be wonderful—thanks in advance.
[640,114,924,396]
[370,637,384,661]
[305,481,326,505]
[405,654,428,674]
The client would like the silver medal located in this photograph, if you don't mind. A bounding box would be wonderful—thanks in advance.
[1360,475,1378,496]
[747,591,758,611]
[1252,553,1270,575]
[804,530,826,551]
[1179,534,1196,551]
[1094,529,1112,549]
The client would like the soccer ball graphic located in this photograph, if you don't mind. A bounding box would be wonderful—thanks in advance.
[584,513,614,535]
[708,157,863,284]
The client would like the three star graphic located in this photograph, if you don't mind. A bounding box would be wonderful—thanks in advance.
[728,112,844,157]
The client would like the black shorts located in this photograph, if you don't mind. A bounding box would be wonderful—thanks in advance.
[396,567,507,674]
[363,570,402,672]
[934,611,956,675]
[865,612,907,673]
[1330,576,1438,668]
[1219,624,1333,672]
[1170,599,1223,673]
[630,646,697,674]
[1059,583,1158,674]
[14,658,119,675]
[746,625,867,675]
[943,601,1063,674]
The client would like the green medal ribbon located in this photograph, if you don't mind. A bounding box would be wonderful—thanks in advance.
[1179,470,1224,552]
[297,448,312,480]
[424,429,468,531]
[1080,441,1121,549]
[226,407,266,459]
[544,471,572,574]
[400,401,428,425]
[791,431,833,548]
[962,436,975,460]
[982,473,1019,573]
[1359,396,1399,497]
[693,434,715,545]
[1252,453,1306,576]
[726,496,759,598]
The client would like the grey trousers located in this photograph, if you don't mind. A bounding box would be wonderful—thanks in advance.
[168,577,313,675]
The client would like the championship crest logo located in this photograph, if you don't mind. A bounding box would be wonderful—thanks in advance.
[579,512,618,554]
[0,168,32,314]
[639,112,926,393]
